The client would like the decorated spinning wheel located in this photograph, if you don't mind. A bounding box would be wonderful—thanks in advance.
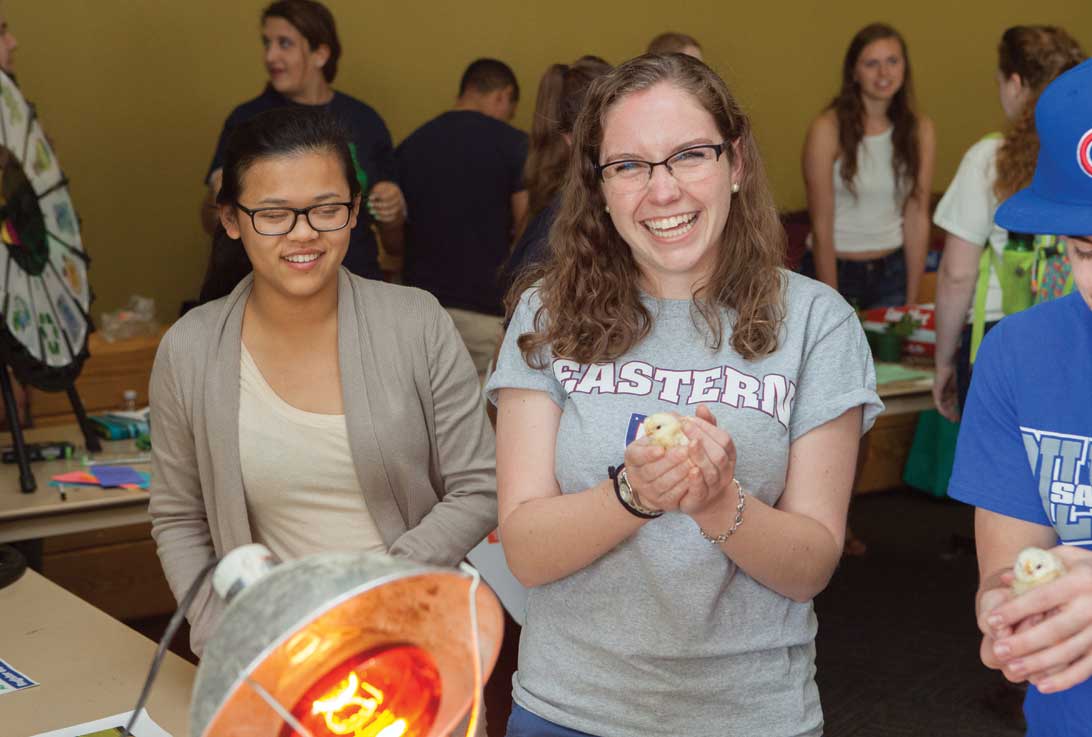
[0,70,90,391]
[0,69,97,493]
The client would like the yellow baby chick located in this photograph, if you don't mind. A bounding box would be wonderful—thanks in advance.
[1011,547,1066,595]
[644,412,689,449]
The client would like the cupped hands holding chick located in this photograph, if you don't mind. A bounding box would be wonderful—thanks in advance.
[978,546,1092,694]
[622,405,738,517]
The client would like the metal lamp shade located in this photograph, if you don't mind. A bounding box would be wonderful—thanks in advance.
[190,552,504,737]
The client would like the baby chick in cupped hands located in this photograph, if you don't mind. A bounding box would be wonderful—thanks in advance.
[644,412,690,448]
[1011,547,1067,595]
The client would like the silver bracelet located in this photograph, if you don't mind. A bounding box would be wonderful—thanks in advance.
[699,478,746,544]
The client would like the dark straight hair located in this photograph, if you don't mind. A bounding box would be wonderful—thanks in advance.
[198,107,361,304]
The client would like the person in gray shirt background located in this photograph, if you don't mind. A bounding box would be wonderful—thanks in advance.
[487,54,882,737]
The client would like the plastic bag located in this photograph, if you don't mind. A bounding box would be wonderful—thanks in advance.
[99,295,160,342]
[902,410,960,498]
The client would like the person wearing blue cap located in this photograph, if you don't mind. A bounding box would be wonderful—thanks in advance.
[948,58,1092,736]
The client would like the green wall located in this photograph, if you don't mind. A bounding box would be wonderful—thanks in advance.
[9,0,1092,319]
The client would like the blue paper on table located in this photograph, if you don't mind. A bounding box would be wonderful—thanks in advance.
[48,470,150,490]
[90,465,146,488]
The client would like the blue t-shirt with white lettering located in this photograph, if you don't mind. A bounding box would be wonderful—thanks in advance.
[949,290,1092,735]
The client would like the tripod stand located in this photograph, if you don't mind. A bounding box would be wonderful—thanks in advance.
[0,364,100,493]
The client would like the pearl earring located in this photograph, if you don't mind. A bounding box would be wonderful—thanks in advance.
[605,206,611,213]
[731,183,740,193]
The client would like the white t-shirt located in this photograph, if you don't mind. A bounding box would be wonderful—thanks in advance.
[238,344,387,562]
[933,134,1008,323]
[831,127,904,253]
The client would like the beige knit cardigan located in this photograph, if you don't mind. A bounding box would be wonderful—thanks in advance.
[148,269,498,655]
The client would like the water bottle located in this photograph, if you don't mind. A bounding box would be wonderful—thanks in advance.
[1000,232,1037,314]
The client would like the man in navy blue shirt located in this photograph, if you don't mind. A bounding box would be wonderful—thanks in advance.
[201,0,404,280]
[949,59,1092,736]
[396,59,528,376]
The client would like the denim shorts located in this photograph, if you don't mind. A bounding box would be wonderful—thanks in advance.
[800,248,906,310]
[506,704,597,737]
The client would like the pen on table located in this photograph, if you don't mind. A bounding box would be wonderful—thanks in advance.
[58,484,69,502]
[81,454,151,467]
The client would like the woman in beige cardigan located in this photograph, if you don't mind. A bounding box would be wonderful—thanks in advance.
[150,107,497,657]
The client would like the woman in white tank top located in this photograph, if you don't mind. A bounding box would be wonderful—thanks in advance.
[801,23,935,557]
[802,22,935,310]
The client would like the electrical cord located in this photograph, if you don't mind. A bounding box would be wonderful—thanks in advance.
[458,562,483,737]
[122,558,218,737]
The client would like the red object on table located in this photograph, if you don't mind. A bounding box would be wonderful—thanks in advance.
[860,305,937,359]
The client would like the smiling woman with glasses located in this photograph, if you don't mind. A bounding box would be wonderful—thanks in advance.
[487,53,882,737]
[150,107,497,669]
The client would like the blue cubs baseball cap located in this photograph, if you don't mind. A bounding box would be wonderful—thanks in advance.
[996,58,1092,236]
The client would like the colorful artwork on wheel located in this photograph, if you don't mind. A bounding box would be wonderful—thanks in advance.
[0,69,91,390]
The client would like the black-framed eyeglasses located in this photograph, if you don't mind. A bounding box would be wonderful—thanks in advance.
[596,142,730,193]
[235,201,354,236]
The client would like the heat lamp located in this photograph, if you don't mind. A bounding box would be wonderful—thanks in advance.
[188,547,504,737]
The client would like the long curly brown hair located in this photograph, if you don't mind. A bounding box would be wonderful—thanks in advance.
[995,26,1085,201]
[511,54,786,367]
[830,23,919,201]
[523,56,612,220]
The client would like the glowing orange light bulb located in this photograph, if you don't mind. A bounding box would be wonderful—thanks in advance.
[375,720,407,737]
[311,672,384,734]
[284,645,441,737]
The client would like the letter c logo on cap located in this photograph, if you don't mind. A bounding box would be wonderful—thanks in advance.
[1078,129,1092,178]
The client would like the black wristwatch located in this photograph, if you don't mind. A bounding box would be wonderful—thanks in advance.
[609,464,664,519]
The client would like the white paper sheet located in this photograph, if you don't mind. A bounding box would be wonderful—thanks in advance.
[29,709,172,737]
[0,657,38,695]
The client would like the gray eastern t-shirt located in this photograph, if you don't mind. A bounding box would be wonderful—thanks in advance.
[485,270,883,737]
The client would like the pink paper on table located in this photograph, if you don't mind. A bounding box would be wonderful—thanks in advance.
[51,471,100,485]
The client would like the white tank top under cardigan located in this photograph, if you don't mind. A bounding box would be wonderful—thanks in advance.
[238,343,387,562]
[831,127,904,254]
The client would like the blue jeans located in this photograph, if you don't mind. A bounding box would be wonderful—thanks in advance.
[506,704,597,737]
[801,248,906,310]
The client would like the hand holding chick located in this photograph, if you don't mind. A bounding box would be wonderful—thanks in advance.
[644,412,689,448]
